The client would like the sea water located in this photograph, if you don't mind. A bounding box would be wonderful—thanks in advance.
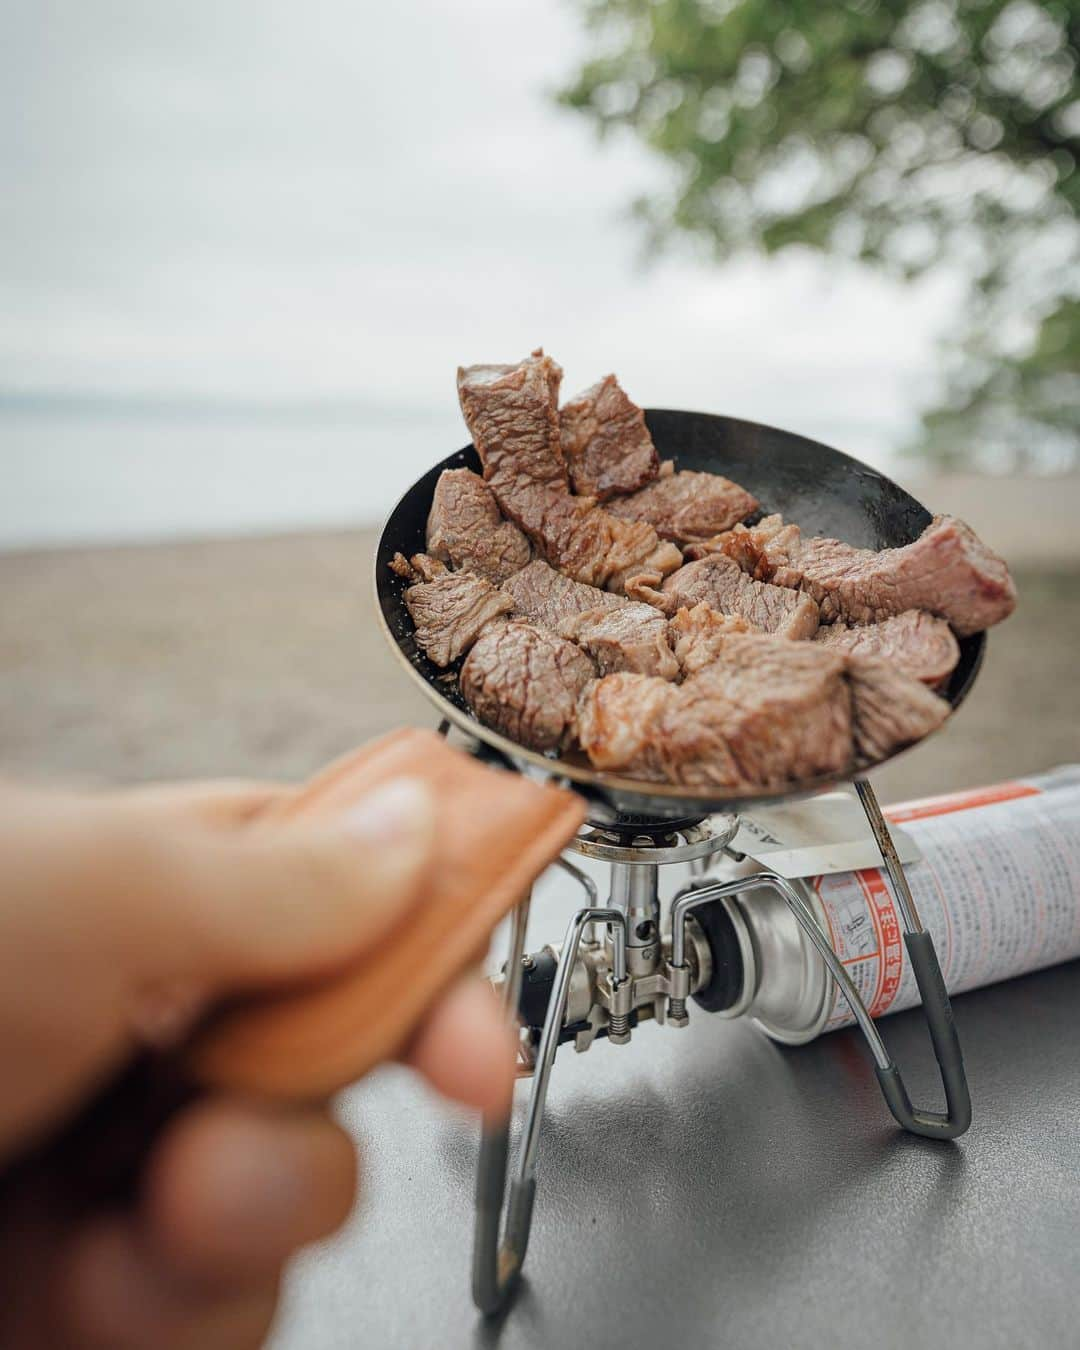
[0,404,459,551]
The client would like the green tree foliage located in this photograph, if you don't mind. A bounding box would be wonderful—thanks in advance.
[559,0,1079,470]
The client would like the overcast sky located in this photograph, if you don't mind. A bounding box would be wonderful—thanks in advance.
[1,0,964,543]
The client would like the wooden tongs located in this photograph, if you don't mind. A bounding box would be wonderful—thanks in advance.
[188,727,585,1097]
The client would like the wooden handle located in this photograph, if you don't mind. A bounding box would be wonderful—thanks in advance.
[185,728,585,1100]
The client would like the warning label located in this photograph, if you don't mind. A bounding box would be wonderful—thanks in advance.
[818,769,1080,1030]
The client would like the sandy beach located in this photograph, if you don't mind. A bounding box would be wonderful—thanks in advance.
[1,528,1076,801]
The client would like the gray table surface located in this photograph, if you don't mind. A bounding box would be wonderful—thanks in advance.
[271,872,1080,1350]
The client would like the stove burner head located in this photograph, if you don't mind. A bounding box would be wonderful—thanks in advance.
[574,811,740,866]
[589,812,708,843]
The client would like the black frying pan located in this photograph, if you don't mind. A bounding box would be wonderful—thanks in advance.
[374,410,985,821]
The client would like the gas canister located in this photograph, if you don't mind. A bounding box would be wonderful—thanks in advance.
[692,767,1080,1044]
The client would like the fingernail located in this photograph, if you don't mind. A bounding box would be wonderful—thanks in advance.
[341,777,434,846]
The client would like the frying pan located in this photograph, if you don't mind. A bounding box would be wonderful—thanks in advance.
[375,409,985,821]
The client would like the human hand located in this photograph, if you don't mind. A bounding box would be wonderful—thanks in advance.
[0,776,516,1348]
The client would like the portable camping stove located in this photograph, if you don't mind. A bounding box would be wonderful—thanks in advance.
[373,409,984,1317]
[470,766,970,1314]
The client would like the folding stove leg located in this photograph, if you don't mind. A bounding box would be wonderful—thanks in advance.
[472,860,630,1315]
[852,777,971,1139]
[670,793,971,1142]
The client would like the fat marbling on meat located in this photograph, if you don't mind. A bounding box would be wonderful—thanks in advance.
[667,603,763,679]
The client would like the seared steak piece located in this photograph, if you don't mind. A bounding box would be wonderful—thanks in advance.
[426,469,531,583]
[461,621,596,752]
[517,490,682,592]
[457,352,682,594]
[660,555,820,639]
[562,496,679,591]
[685,638,852,786]
[576,672,730,784]
[813,609,960,687]
[500,561,677,680]
[606,461,758,543]
[559,374,660,500]
[577,622,950,787]
[845,655,950,763]
[577,635,852,789]
[668,603,762,678]
[561,603,679,681]
[498,559,676,680]
[457,350,568,491]
[700,512,1016,636]
[404,570,513,667]
[795,515,1015,635]
[502,559,626,629]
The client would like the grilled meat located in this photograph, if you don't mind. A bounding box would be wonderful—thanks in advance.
[660,554,820,639]
[698,512,1016,636]
[404,569,513,667]
[606,460,758,543]
[426,468,531,584]
[560,603,679,681]
[813,609,960,687]
[577,635,852,789]
[501,560,677,679]
[457,352,682,594]
[389,552,449,583]
[845,655,951,764]
[501,559,626,629]
[576,626,950,787]
[456,350,568,491]
[460,621,596,752]
[559,374,660,500]
[668,603,763,679]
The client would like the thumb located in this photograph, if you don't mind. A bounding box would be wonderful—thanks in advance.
[123,777,438,992]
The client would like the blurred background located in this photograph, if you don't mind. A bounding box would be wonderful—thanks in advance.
[1,0,1077,792]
